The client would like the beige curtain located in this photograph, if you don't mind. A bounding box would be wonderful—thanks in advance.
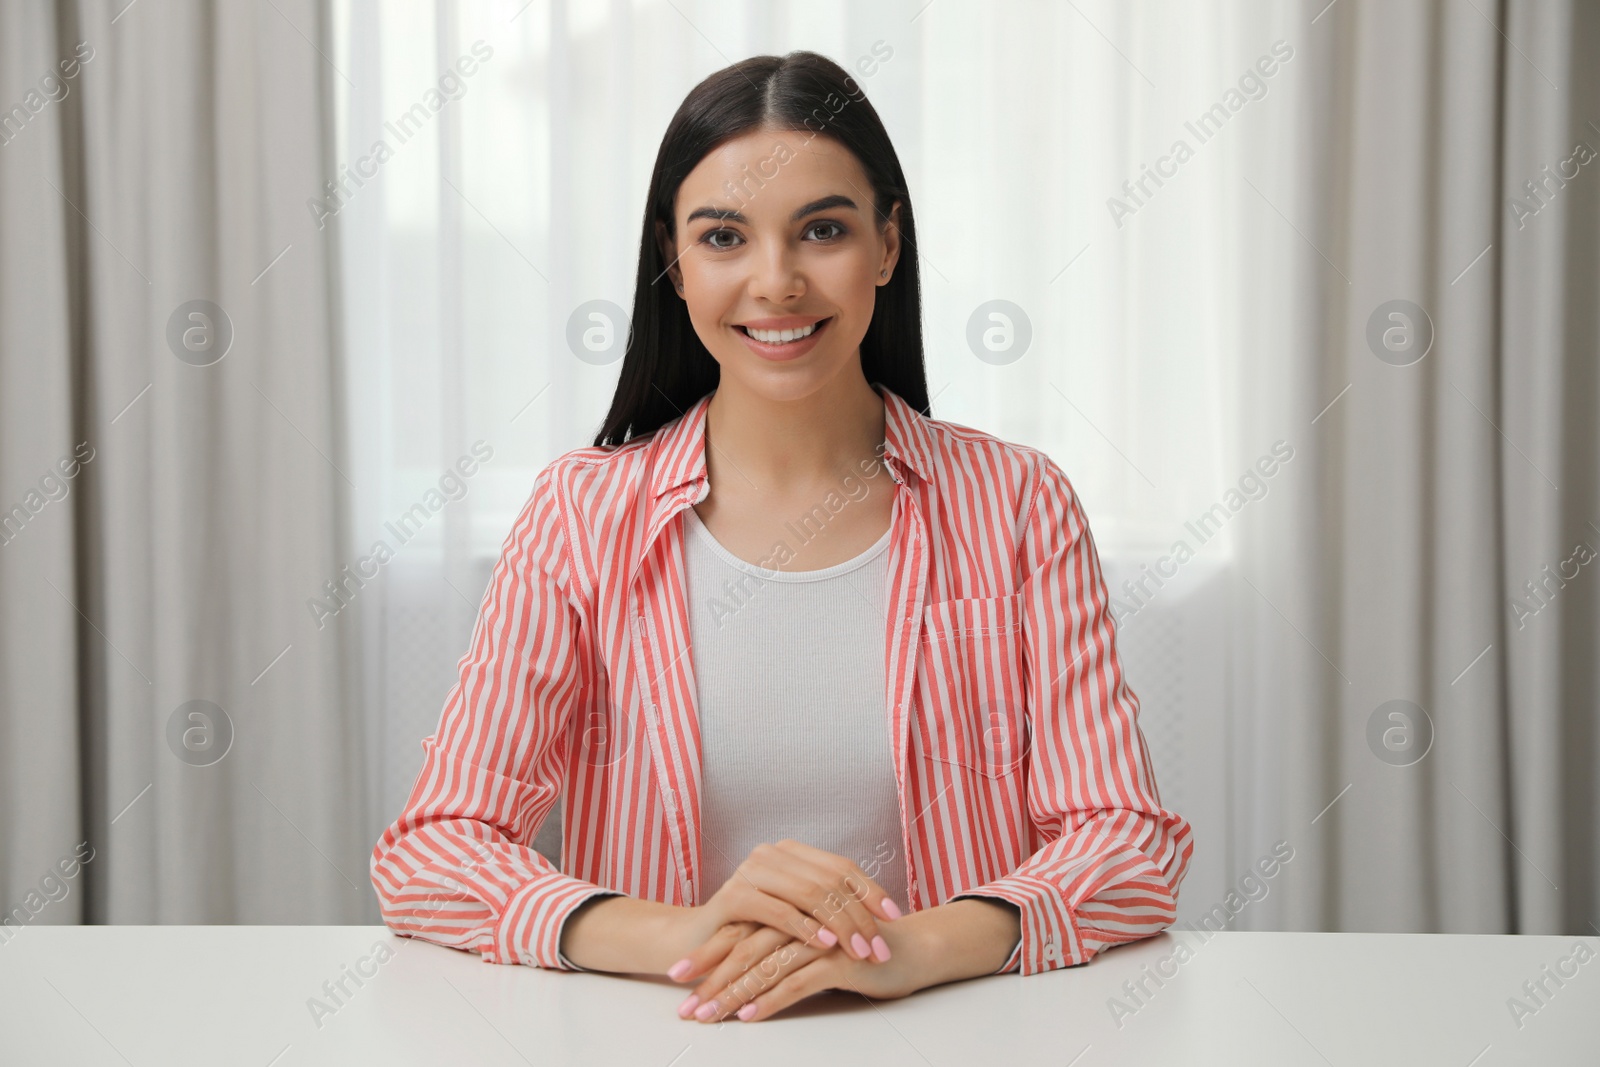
[0,0,368,926]
[1231,0,1599,936]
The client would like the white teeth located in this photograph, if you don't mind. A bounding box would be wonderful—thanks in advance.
[745,321,820,344]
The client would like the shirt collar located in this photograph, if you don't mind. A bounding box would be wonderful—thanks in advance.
[649,381,936,501]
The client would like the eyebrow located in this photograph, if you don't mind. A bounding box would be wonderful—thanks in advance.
[685,194,858,226]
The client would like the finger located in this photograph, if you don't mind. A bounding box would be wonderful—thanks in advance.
[689,926,791,1001]
[695,939,818,1023]
[733,845,884,961]
[727,953,837,1023]
[774,839,904,922]
[695,938,814,1023]
[667,921,759,985]
[720,866,846,951]
[673,922,764,1020]
[685,926,793,1011]
[772,838,899,933]
[766,841,892,961]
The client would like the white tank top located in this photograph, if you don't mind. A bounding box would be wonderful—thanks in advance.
[682,505,910,912]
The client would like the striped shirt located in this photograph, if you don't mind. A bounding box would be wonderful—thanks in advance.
[369,382,1194,977]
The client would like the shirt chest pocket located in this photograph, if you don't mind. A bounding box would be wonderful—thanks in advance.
[915,593,1029,779]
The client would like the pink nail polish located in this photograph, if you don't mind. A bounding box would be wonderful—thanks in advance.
[677,994,700,1018]
[882,898,902,920]
[738,1002,758,1021]
[872,935,891,962]
[851,932,871,959]
[817,927,838,947]
[695,999,719,1021]
[667,958,693,981]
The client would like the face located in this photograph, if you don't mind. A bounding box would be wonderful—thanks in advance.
[657,127,901,402]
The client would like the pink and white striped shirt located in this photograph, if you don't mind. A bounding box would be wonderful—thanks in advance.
[370,382,1193,977]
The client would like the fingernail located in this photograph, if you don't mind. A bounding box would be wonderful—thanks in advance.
[882,898,902,920]
[851,932,871,959]
[872,934,891,962]
[817,927,838,947]
[695,1000,719,1021]
[667,958,693,981]
[677,994,700,1019]
[738,1002,758,1021]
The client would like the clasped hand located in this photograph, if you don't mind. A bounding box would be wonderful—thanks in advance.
[666,839,927,1023]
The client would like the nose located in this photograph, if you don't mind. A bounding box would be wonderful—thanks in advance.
[745,238,804,304]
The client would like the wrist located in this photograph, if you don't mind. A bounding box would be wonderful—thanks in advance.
[659,902,723,965]
[560,895,695,974]
[914,898,1021,983]
[888,905,957,986]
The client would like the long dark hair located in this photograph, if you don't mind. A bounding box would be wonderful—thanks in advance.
[591,50,929,448]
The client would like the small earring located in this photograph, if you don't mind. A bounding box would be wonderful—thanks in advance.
[880,269,888,277]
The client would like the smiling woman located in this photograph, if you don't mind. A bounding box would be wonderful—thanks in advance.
[370,49,1193,1026]
[592,52,926,454]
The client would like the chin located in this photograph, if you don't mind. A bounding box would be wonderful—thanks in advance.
[722,363,841,402]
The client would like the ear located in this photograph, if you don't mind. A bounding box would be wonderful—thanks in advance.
[878,200,903,284]
[655,219,684,295]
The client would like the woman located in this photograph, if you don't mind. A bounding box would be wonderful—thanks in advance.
[370,50,1193,1024]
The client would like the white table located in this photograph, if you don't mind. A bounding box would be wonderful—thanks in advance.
[1,926,1594,1065]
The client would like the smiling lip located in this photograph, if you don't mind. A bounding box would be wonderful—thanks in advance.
[734,316,831,362]
[736,315,829,331]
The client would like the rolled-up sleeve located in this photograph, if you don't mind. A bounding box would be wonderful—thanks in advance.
[369,466,622,971]
[949,455,1194,976]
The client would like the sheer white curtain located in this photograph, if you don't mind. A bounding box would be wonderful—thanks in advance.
[329,0,1298,924]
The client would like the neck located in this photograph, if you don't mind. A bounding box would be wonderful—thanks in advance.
[703,371,886,495]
